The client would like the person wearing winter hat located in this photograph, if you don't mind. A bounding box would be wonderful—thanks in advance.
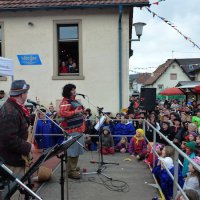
[182,141,196,177]
[100,126,115,154]
[0,80,32,199]
[159,157,184,200]
[159,157,174,170]
[182,156,200,197]
[128,128,147,160]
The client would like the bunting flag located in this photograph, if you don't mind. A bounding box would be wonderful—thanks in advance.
[151,0,166,5]
[146,7,200,50]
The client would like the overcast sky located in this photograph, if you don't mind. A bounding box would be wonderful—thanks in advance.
[129,0,200,74]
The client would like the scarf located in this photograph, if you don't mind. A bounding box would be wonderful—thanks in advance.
[134,135,144,145]
[9,97,30,117]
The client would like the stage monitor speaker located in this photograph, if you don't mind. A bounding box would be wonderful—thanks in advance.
[140,88,156,111]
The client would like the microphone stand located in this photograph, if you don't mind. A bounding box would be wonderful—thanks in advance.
[80,95,119,179]
[0,164,42,200]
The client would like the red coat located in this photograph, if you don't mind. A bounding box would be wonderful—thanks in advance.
[129,137,147,155]
[58,97,85,134]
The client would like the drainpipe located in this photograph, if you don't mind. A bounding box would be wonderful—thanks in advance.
[118,5,123,111]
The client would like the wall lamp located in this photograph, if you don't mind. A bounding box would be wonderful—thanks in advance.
[130,22,146,42]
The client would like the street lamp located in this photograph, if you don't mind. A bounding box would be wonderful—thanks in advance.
[131,22,146,41]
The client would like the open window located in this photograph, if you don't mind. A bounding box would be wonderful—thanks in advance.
[53,21,83,80]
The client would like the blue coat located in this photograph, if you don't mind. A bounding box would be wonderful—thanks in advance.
[113,122,135,145]
[160,166,184,200]
[35,119,56,149]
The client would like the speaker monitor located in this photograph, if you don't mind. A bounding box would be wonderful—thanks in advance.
[140,88,156,111]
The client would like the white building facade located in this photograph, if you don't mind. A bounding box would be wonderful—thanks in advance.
[0,1,150,113]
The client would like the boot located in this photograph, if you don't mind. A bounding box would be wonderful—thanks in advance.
[67,157,81,179]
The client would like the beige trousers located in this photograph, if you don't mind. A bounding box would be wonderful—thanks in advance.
[5,165,26,200]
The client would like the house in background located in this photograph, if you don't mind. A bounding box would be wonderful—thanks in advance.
[129,73,151,95]
[143,59,194,94]
[0,0,149,113]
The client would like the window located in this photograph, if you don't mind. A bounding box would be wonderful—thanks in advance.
[0,23,6,81]
[170,73,177,80]
[53,21,84,80]
[158,84,164,91]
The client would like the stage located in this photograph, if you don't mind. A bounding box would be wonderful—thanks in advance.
[36,151,158,200]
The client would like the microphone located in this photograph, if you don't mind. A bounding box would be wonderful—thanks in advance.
[27,99,40,106]
[76,93,86,98]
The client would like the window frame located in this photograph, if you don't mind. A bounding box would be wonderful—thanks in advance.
[52,20,84,80]
[0,22,7,81]
[170,73,177,80]
[158,84,164,91]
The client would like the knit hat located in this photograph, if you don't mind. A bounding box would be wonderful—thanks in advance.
[159,157,174,170]
[136,128,145,136]
[103,126,110,132]
[10,80,30,96]
[188,132,197,138]
[192,156,200,166]
[185,141,196,151]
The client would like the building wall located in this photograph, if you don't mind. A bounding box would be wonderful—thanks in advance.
[0,8,130,113]
[152,62,190,93]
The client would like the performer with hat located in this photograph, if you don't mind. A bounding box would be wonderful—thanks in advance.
[0,80,32,199]
[58,83,85,179]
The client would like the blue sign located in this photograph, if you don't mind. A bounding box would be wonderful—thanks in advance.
[17,54,42,65]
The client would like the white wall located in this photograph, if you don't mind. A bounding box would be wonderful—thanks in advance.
[0,8,130,114]
[152,62,190,92]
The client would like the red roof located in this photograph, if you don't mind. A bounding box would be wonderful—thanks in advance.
[0,0,149,10]
[144,59,174,86]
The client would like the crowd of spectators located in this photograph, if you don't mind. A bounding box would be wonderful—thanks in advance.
[58,57,79,74]
[1,87,200,199]
[83,98,200,200]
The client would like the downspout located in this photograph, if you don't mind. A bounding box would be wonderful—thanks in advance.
[118,5,123,111]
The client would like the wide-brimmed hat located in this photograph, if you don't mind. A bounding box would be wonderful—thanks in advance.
[10,80,30,96]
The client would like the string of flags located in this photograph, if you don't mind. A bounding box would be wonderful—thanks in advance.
[150,0,166,6]
[145,7,200,50]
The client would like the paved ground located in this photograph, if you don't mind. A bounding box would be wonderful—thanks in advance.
[36,152,159,200]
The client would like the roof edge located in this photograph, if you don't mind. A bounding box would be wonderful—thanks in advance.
[0,3,150,12]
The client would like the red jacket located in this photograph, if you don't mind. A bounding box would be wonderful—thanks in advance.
[58,97,85,134]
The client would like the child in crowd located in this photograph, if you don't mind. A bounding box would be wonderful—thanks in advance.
[159,157,184,200]
[182,141,196,177]
[152,146,175,184]
[100,126,115,155]
[144,143,164,167]
[115,136,128,153]
[183,123,197,141]
[128,128,147,160]
[84,134,93,151]
[182,156,200,197]
[188,132,197,142]
[177,189,200,200]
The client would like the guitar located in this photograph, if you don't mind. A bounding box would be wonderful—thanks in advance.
[22,112,38,167]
